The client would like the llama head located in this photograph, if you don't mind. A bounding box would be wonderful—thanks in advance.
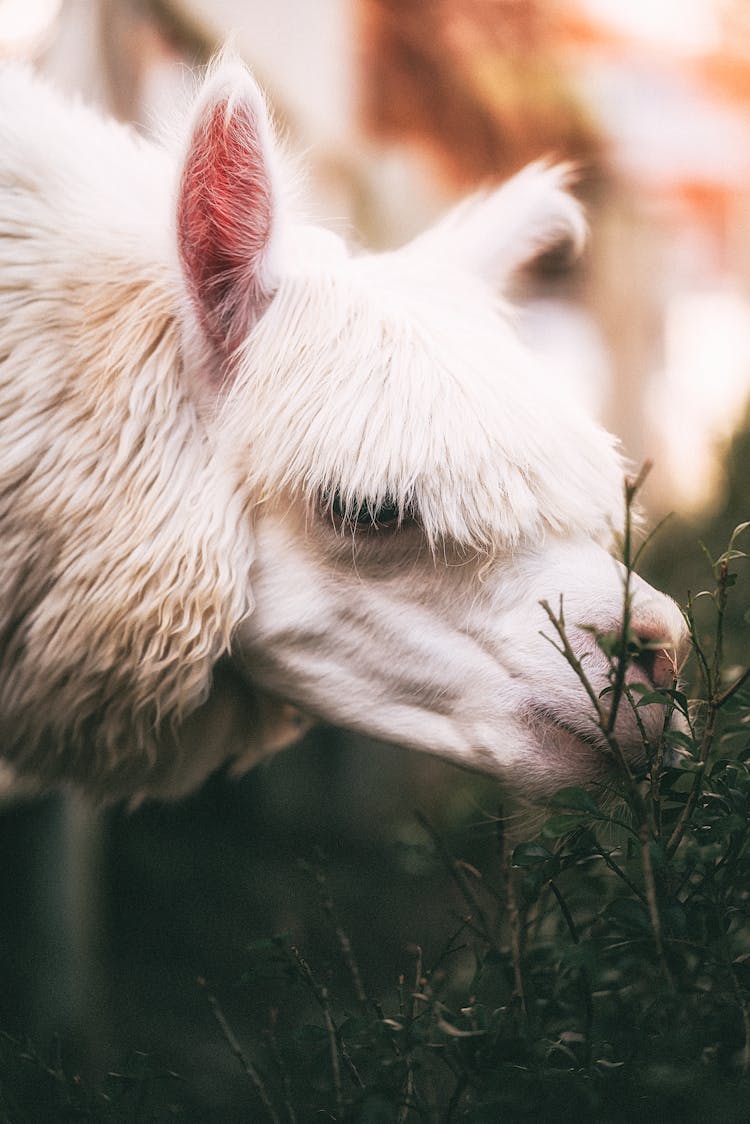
[176,60,686,796]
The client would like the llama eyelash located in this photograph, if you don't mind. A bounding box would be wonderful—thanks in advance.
[323,489,415,533]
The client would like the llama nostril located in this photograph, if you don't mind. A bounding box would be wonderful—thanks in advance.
[628,602,685,689]
[632,640,678,689]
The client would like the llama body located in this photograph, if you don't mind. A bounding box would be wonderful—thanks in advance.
[0,60,684,800]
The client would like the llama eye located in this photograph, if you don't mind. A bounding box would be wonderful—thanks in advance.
[327,490,406,530]
[371,498,400,526]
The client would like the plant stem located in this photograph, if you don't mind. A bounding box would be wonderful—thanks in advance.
[640,832,674,991]
[312,856,368,1008]
[416,812,496,949]
[205,987,282,1124]
[593,844,648,905]
[667,556,735,857]
[506,864,527,1016]
[288,945,364,1096]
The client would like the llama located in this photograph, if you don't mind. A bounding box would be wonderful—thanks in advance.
[0,57,685,802]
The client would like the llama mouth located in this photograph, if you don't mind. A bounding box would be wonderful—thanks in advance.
[527,706,604,752]
[527,705,651,782]
[525,706,628,778]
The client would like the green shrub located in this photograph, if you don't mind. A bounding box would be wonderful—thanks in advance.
[1,502,747,1124]
[195,508,750,1123]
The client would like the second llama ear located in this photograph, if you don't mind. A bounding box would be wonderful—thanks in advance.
[177,58,283,364]
[408,163,586,289]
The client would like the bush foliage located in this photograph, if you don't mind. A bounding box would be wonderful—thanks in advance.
[0,507,748,1124]
[199,512,749,1123]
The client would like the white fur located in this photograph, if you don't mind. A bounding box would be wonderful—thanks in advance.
[407,161,587,287]
[0,60,685,801]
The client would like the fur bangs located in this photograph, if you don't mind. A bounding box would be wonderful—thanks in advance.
[219,257,625,553]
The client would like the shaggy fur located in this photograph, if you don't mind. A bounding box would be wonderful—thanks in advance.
[0,58,684,800]
[0,65,254,793]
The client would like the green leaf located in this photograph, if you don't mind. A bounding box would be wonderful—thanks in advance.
[634,691,672,707]
[293,1023,329,1047]
[604,898,652,934]
[245,933,291,953]
[596,630,622,659]
[339,1015,376,1040]
[541,813,590,838]
[698,540,715,569]
[669,753,703,772]
[550,787,603,816]
[512,841,555,867]
[560,938,603,972]
[634,688,689,713]
[662,729,695,750]
[521,868,549,904]
[354,1092,399,1123]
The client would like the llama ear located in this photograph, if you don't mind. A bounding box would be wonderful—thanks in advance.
[177,59,282,361]
[409,163,586,287]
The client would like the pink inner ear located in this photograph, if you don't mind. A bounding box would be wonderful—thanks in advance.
[178,98,274,354]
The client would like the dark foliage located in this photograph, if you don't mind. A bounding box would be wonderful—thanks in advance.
[180,508,749,1123]
[1,493,747,1123]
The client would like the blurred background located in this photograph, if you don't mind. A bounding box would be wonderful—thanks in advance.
[0,1,748,1119]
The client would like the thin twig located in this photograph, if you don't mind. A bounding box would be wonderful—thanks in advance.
[728,957,750,1077]
[545,471,676,993]
[496,812,526,1015]
[623,683,653,759]
[288,946,364,1095]
[665,715,716,858]
[548,880,578,944]
[548,880,593,1064]
[445,1072,469,1123]
[398,946,424,1124]
[685,594,712,693]
[540,598,607,725]
[416,812,496,948]
[667,558,734,857]
[632,508,674,570]
[605,468,649,739]
[429,921,472,979]
[204,986,282,1124]
[716,667,750,708]
[640,832,675,991]
[593,845,648,906]
[649,690,680,839]
[264,1013,297,1124]
[506,868,527,1016]
[713,882,750,1079]
[540,597,646,816]
[312,855,368,1008]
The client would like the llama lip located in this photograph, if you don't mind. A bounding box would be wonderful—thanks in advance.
[528,706,605,751]
[526,706,615,770]
[527,705,652,780]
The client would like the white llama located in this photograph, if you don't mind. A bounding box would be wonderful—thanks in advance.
[0,57,685,801]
